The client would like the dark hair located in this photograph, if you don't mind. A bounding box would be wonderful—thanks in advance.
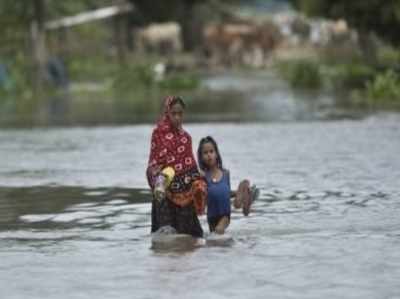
[197,136,223,171]
[170,96,186,109]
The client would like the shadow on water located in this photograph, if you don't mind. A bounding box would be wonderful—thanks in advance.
[0,186,152,231]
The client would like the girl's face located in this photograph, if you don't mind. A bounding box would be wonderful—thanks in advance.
[168,103,184,129]
[201,142,217,168]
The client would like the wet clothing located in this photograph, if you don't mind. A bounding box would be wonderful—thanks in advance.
[205,169,231,218]
[147,96,206,237]
[151,198,203,238]
[205,169,231,230]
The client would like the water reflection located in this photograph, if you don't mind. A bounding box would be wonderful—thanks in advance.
[0,70,362,127]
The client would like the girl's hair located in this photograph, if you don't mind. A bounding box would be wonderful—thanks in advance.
[197,136,223,171]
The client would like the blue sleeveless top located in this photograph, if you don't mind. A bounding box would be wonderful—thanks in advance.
[205,169,231,218]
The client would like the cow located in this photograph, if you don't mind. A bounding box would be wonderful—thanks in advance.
[203,21,281,68]
[134,22,182,55]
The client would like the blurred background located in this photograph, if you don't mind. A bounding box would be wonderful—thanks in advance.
[1,0,399,126]
[1,2,400,298]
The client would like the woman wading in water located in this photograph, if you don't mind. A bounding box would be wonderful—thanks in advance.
[146,96,207,238]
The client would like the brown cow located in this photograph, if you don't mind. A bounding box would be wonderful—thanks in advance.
[203,21,281,68]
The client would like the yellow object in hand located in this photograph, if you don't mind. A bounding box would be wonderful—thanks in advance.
[161,167,175,187]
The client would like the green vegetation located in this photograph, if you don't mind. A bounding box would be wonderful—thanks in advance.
[276,47,400,110]
[285,0,400,109]
[111,62,201,116]
[0,49,203,126]
[277,60,322,90]
[285,0,400,110]
[365,71,400,107]
[323,63,376,90]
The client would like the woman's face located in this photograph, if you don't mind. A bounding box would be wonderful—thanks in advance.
[201,142,217,168]
[168,103,184,129]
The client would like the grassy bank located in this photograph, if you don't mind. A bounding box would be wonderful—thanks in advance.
[275,47,400,110]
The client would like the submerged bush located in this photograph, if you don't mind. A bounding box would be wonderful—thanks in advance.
[377,47,400,67]
[113,63,200,95]
[325,63,376,90]
[158,73,199,91]
[112,64,154,92]
[277,60,322,89]
[365,70,400,105]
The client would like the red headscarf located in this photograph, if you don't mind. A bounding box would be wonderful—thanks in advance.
[147,96,204,208]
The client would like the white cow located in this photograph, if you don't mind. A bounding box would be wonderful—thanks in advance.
[135,22,182,54]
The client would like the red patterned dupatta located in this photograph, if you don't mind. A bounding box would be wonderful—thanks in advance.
[146,96,206,213]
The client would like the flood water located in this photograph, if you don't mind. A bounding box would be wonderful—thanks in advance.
[1,114,400,298]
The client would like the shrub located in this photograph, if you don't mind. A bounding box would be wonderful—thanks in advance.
[365,70,400,105]
[325,63,376,90]
[158,73,200,91]
[277,60,322,89]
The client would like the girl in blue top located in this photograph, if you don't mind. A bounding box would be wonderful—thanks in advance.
[197,136,259,234]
